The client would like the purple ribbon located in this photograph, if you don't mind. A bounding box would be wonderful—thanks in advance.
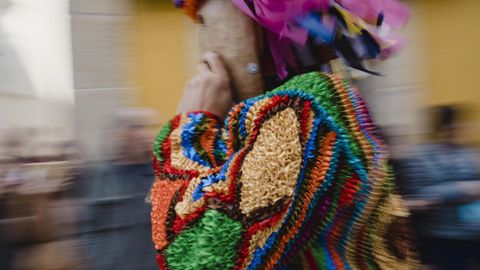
[230,0,410,78]
[232,0,330,79]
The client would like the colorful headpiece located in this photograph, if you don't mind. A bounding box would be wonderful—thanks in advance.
[173,0,410,79]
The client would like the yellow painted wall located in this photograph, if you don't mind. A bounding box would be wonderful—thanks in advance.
[133,1,196,123]
[422,0,480,142]
[133,1,480,142]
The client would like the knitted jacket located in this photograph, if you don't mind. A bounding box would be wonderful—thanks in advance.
[150,72,418,270]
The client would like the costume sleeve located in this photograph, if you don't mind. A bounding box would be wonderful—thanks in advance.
[150,73,418,270]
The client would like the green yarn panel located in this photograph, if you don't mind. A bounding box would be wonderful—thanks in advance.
[166,210,242,270]
[153,121,172,162]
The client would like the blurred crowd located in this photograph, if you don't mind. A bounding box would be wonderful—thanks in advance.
[392,105,480,269]
[0,109,157,270]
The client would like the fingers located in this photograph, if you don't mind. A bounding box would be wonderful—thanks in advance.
[197,61,210,74]
[203,52,228,77]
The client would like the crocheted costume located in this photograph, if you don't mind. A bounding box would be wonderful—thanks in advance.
[151,72,418,270]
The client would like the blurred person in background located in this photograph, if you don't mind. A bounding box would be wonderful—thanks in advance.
[0,127,83,270]
[398,106,480,270]
[81,108,157,270]
[0,129,26,270]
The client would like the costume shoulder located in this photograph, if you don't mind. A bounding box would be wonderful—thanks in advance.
[151,72,418,270]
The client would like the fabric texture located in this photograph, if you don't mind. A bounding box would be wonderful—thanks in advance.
[150,72,418,270]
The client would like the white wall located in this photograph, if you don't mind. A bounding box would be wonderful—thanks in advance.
[70,0,135,161]
[0,0,74,146]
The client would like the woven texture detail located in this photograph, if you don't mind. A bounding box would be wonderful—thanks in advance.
[151,72,418,270]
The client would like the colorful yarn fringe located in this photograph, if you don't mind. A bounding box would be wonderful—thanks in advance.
[173,0,410,78]
[151,72,418,270]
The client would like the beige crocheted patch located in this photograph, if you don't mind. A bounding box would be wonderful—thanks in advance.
[239,108,302,216]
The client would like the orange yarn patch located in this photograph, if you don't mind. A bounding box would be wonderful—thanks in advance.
[183,0,203,21]
[151,178,185,250]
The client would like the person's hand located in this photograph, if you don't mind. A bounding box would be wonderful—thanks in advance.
[177,52,233,119]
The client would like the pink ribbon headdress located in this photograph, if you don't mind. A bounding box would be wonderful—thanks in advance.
[174,0,410,79]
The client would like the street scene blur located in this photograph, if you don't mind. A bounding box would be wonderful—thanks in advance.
[0,0,479,269]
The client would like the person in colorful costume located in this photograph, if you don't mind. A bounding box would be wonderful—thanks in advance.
[150,0,418,269]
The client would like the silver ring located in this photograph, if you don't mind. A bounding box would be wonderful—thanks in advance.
[247,63,259,74]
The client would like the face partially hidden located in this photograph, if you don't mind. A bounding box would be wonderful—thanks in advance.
[197,0,265,101]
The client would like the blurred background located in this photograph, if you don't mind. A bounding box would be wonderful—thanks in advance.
[0,0,479,269]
